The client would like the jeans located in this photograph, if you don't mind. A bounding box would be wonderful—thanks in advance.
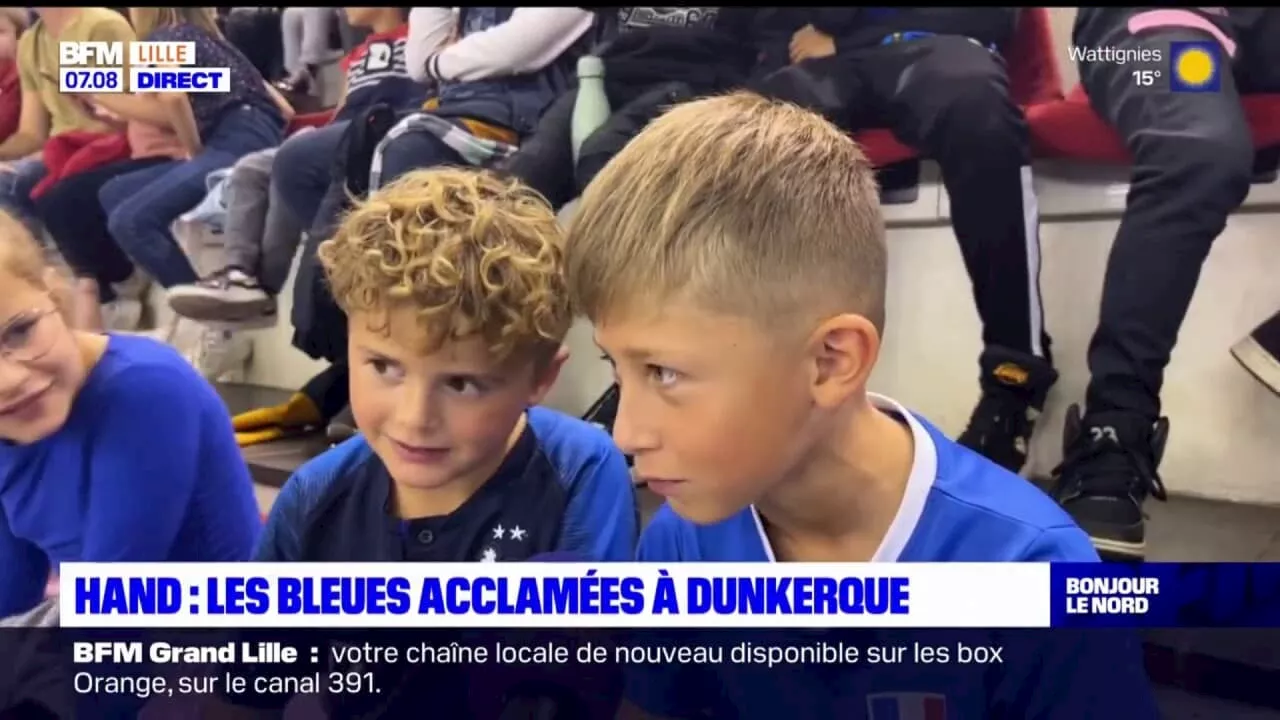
[0,157,48,233]
[34,157,170,302]
[99,104,285,287]
[271,120,349,233]
[375,126,465,189]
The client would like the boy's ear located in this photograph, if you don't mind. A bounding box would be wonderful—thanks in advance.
[527,345,569,406]
[806,313,880,409]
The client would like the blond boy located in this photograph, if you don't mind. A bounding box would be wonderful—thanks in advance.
[567,93,1155,719]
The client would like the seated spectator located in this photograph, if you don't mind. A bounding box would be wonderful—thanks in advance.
[85,7,287,292]
[220,7,284,81]
[280,6,591,389]
[33,107,187,333]
[276,7,354,97]
[1050,8,1280,559]
[567,91,1157,720]
[369,7,594,191]
[757,10,1057,475]
[0,8,27,144]
[0,210,261,620]
[0,7,133,232]
[258,167,636,564]
[166,7,421,328]
[503,7,760,209]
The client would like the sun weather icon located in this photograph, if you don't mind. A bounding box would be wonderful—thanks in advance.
[1169,40,1221,92]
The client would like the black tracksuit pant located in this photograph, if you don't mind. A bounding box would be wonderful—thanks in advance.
[1073,8,1280,420]
[766,34,1049,362]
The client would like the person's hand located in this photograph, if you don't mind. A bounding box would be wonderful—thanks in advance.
[0,162,13,174]
[790,24,837,64]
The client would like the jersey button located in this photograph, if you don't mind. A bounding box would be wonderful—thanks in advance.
[417,529,435,545]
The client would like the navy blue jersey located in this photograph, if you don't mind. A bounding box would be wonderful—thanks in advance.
[255,406,637,563]
[625,396,1158,719]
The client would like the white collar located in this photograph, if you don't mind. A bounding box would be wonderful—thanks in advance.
[750,392,937,562]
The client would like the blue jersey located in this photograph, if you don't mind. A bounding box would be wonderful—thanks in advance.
[0,334,261,617]
[627,396,1158,719]
[637,396,1098,563]
[255,406,637,563]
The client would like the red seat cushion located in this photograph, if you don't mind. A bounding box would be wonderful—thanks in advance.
[286,110,335,137]
[851,8,1062,167]
[853,129,919,167]
[1028,88,1280,164]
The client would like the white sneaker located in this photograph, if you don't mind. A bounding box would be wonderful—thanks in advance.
[100,299,143,332]
[189,327,253,383]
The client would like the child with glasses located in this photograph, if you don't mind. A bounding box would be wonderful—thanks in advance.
[0,210,261,620]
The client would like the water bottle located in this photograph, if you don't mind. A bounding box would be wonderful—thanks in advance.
[571,55,611,165]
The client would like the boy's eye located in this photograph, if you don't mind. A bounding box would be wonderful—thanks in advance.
[368,358,403,381]
[646,364,681,387]
[444,376,485,396]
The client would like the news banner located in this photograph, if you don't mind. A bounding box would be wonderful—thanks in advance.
[58,40,230,94]
[40,562,1278,703]
[61,562,1280,629]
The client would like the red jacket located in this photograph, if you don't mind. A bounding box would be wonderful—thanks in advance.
[30,131,131,199]
[0,59,19,143]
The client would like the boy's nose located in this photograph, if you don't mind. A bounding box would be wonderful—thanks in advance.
[392,388,442,431]
[610,393,658,456]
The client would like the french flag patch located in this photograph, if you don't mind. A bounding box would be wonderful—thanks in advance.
[867,693,948,720]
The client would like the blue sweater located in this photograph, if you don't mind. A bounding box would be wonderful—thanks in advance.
[0,335,261,617]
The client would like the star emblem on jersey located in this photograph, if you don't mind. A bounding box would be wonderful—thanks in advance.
[479,525,528,562]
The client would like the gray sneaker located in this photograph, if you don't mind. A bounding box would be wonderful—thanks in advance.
[168,267,273,324]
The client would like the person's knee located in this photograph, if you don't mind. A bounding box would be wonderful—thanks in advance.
[903,39,1021,146]
[229,155,272,191]
[100,185,148,250]
[103,201,139,250]
[0,162,42,202]
[377,131,452,187]
[273,132,309,176]
[1147,130,1253,208]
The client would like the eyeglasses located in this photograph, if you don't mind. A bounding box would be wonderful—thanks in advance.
[0,308,60,364]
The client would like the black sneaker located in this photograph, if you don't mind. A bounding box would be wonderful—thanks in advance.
[1230,309,1280,396]
[1050,404,1169,560]
[168,267,274,325]
[958,346,1058,473]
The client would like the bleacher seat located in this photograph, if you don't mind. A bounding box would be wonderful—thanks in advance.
[1028,85,1280,163]
[853,7,1063,167]
[286,110,335,137]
